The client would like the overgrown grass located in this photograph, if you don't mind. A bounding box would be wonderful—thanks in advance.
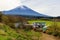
[28,20,60,26]
[28,20,60,37]
[0,23,41,40]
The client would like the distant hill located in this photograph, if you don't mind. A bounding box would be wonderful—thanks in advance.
[3,6,51,18]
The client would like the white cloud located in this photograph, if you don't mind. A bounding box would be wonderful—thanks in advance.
[21,0,60,17]
[0,0,22,11]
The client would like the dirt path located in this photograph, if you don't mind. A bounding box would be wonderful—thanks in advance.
[40,33,60,40]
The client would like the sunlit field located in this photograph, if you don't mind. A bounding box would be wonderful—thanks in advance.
[28,19,60,38]
[28,19,60,26]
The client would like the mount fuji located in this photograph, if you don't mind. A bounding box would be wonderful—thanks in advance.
[3,6,51,17]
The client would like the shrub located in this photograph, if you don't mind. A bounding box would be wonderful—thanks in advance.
[46,23,60,37]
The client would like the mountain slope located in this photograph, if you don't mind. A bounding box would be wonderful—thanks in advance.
[3,6,50,17]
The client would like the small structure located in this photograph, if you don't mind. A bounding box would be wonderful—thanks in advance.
[14,22,28,29]
[33,22,46,31]
[33,22,46,28]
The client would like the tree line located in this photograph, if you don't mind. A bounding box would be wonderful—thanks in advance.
[0,12,28,29]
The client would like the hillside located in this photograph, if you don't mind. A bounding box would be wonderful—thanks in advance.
[0,23,41,40]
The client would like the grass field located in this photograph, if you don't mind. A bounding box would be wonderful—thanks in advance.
[0,19,60,40]
[0,23,41,40]
[28,19,60,38]
[28,20,60,26]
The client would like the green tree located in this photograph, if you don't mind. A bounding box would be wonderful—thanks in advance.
[0,12,3,22]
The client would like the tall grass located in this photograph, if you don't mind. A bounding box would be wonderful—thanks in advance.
[0,23,41,40]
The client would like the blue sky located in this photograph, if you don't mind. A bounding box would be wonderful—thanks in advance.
[0,0,60,17]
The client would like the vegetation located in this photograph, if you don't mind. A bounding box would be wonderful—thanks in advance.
[0,12,60,40]
[46,21,60,37]
[0,12,3,22]
[28,19,60,38]
[0,12,41,40]
[0,23,41,40]
[0,12,28,29]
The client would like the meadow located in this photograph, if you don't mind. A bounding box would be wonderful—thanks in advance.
[28,19,60,26]
[0,19,60,40]
[28,19,60,37]
[0,23,41,40]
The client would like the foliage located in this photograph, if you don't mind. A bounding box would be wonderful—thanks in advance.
[0,23,41,40]
[46,22,60,37]
[0,12,3,22]
[28,19,60,38]
[0,12,28,29]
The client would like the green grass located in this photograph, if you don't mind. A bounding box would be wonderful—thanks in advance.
[28,19,60,37]
[28,20,60,26]
[0,19,60,40]
[0,23,41,40]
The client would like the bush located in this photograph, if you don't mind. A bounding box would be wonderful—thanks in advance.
[46,23,60,37]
